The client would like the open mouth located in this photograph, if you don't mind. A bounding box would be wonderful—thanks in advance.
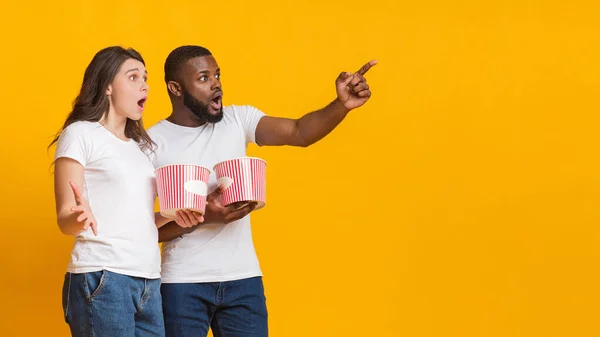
[210,92,223,111]
[137,97,147,110]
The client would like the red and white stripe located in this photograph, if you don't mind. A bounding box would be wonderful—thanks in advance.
[214,157,267,208]
[155,164,211,217]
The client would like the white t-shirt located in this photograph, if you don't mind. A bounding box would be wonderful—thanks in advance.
[147,105,266,283]
[55,121,161,279]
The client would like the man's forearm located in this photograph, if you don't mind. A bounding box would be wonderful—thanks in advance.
[158,221,196,243]
[294,98,350,147]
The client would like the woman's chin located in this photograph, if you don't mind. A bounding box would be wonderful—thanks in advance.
[126,111,143,121]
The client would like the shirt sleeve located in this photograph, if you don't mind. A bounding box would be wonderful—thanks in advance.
[54,123,91,166]
[232,105,267,145]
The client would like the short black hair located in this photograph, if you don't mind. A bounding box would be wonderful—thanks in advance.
[164,45,212,83]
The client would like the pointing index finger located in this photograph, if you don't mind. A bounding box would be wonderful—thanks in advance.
[357,60,378,76]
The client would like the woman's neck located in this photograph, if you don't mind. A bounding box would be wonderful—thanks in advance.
[100,110,129,141]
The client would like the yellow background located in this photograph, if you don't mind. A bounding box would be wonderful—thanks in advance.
[1,0,599,336]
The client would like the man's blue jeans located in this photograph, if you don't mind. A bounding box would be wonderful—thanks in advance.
[161,276,268,337]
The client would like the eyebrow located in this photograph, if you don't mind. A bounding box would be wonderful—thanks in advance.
[196,68,220,75]
[125,68,148,75]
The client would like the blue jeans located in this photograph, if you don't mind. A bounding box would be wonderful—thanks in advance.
[62,270,165,337]
[161,276,268,337]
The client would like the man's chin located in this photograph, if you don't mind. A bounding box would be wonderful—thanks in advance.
[204,109,224,123]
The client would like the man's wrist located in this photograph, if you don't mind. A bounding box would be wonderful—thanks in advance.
[332,97,351,115]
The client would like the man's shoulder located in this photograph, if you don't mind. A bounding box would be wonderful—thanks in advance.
[146,120,168,135]
[223,104,260,115]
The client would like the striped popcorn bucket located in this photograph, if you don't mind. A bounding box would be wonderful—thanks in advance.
[155,164,211,218]
[213,157,267,210]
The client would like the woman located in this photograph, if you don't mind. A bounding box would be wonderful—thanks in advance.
[50,46,201,337]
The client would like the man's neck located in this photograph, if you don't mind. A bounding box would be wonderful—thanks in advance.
[166,108,207,128]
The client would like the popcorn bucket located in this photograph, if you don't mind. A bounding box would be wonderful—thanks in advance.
[213,157,266,210]
[155,164,211,218]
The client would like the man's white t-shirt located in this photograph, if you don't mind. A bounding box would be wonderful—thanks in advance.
[55,121,161,279]
[147,105,266,283]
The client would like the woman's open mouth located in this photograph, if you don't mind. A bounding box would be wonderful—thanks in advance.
[137,97,147,111]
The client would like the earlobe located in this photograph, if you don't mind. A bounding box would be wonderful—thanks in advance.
[168,81,182,97]
[106,85,112,96]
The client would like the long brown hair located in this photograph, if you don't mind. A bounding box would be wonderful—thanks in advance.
[49,46,154,151]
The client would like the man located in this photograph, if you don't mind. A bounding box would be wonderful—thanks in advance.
[148,45,376,337]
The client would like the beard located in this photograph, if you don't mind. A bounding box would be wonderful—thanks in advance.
[182,87,224,124]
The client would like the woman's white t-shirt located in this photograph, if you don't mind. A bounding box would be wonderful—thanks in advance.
[55,121,160,279]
